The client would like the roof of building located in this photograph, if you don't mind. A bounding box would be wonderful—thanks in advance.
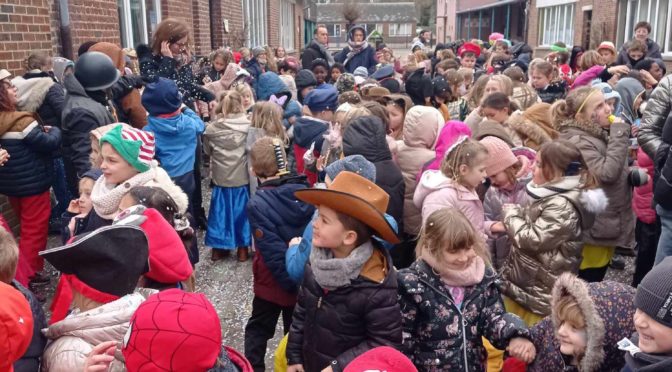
[317,2,418,23]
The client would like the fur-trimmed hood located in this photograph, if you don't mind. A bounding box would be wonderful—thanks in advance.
[508,109,557,150]
[11,76,54,113]
[145,166,189,214]
[556,118,607,141]
[528,274,636,372]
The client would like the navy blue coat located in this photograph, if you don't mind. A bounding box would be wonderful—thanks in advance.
[13,280,47,372]
[247,175,315,306]
[245,57,265,93]
[334,45,377,74]
[0,112,61,197]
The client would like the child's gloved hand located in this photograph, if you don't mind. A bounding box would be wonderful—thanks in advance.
[289,237,302,246]
[507,337,536,364]
[303,142,316,166]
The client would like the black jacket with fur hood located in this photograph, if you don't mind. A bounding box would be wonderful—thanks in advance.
[529,274,636,372]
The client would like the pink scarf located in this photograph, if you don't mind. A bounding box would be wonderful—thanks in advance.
[420,250,485,287]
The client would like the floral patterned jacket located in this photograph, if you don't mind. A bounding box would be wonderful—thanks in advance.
[398,259,530,372]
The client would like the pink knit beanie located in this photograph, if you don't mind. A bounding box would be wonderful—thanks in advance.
[480,136,518,177]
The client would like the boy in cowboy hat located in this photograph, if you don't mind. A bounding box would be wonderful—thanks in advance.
[286,171,402,372]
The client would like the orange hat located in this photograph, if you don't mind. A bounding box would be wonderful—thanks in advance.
[597,41,617,56]
[0,282,34,372]
[458,42,481,58]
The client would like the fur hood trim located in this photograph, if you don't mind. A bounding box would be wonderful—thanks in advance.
[508,112,554,146]
[11,76,54,113]
[557,119,607,140]
[145,166,190,215]
[580,188,608,214]
[551,273,605,372]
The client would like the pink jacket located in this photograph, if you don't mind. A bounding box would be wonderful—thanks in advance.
[413,170,494,239]
[632,148,656,224]
[420,120,472,179]
[571,65,605,90]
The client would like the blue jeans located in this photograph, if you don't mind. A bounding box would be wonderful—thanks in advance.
[655,205,672,264]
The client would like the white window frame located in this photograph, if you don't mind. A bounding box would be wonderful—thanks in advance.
[327,24,341,37]
[537,2,575,46]
[242,0,267,47]
[118,0,161,48]
[279,0,295,51]
[389,23,411,36]
[618,0,672,54]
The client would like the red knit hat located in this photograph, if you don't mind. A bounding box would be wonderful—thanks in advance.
[122,289,222,372]
[114,206,193,285]
[344,346,417,372]
[0,282,34,372]
[479,136,518,177]
[458,42,481,58]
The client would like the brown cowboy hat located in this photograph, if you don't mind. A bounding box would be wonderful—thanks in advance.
[295,171,400,244]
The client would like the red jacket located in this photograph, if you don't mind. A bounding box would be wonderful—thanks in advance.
[632,148,657,224]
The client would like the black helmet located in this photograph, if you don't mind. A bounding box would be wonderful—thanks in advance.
[74,51,120,91]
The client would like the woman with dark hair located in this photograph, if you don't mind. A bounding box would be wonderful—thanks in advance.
[0,70,61,286]
[334,25,377,73]
[634,57,666,90]
[138,18,214,229]
[138,18,215,110]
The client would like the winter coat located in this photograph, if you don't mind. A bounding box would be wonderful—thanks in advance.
[501,179,605,316]
[558,119,635,248]
[471,119,520,147]
[616,38,663,66]
[138,47,215,108]
[334,44,377,74]
[144,108,205,178]
[12,280,47,372]
[483,179,531,270]
[13,73,64,128]
[639,75,672,158]
[614,78,646,125]
[293,116,329,186]
[447,98,469,122]
[405,68,433,106]
[89,42,148,129]
[536,81,566,104]
[633,149,656,223]
[622,333,672,371]
[0,112,61,197]
[41,289,155,372]
[342,116,405,232]
[511,84,539,111]
[286,245,402,372]
[247,175,315,307]
[203,113,250,188]
[301,41,330,70]
[395,107,444,235]
[61,73,115,187]
[414,170,493,239]
[245,57,265,92]
[398,260,531,372]
[508,109,557,151]
[529,276,636,372]
[255,72,303,128]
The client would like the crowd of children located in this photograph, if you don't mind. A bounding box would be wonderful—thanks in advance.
[2,16,672,372]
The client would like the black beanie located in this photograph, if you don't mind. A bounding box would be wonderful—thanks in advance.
[635,256,672,328]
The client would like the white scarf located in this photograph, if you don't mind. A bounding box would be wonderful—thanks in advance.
[91,167,157,219]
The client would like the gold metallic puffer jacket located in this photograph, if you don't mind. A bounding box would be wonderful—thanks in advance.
[499,179,606,317]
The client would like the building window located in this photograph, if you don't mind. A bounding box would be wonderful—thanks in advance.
[537,3,575,46]
[279,0,295,50]
[117,0,161,48]
[617,0,671,52]
[389,23,411,36]
[243,0,267,47]
[326,24,342,37]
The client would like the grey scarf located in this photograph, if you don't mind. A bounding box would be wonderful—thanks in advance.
[309,241,374,290]
[310,38,335,66]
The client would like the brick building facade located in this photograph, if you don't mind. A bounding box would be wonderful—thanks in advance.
[1,0,306,76]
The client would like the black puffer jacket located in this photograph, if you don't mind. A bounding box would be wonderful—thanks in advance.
[61,73,115,195]
[286,246,402,372]
[12,280,47,372]
[0,112,61,197]
[301,41,330,70]
[343,115,405,233]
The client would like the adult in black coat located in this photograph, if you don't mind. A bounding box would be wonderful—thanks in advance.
[301,26,334,69]
[616,21,663,66]
[342,115,405,234]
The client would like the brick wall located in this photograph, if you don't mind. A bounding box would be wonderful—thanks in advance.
[161,0,194,39]
[0,0,54,75]
[68,0,121,54]
[294,0,303,53]
[268,0,280,48]
[192,0,212,55]
[211,0,245,49]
